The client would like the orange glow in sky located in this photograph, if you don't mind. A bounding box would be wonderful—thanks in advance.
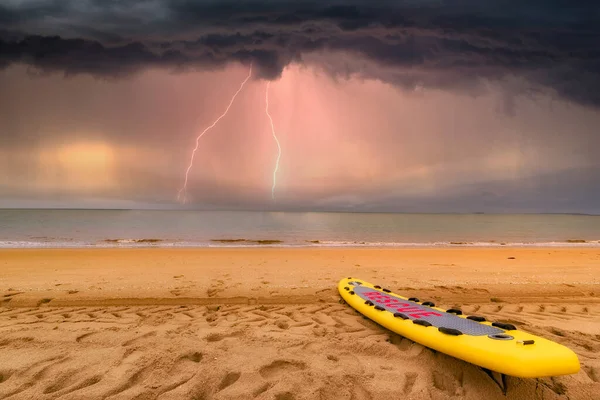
[36,141,117,192]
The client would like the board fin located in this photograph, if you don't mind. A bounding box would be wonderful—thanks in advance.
[482,368,508,395]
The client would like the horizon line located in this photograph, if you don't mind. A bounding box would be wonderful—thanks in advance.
[0,208,598,216]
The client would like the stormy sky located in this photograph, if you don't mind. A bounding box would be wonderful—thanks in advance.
[0,0,599,212]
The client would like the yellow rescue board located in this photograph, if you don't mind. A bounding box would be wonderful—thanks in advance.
[338,277,580,378]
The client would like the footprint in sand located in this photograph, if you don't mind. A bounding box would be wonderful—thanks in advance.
[195,360,304,399]
[75,332,95,343]
[403,372,418,394]
[403,342,427,358]
[259,360,307,379]
[42,371,102,395]
[312,326,327,337]
[583,366,599,382]
[150,356,204,399]
[251,382,272,397]
[182,352,203,363]
[274,319,289,329]
[204,331,243,343]
[217,372,241,391]
[207,279,227,297]
[206,312,219,323]
[36,298,53,307]
[0,371,12,384]
[122,331,157,347]
[350,383,373,400]
[432,370,465,396]
[103,363,153,398]
[274,392,295,400]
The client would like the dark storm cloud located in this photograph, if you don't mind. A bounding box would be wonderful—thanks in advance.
[1,0,600,105]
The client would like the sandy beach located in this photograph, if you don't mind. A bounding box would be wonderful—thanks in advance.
[1,247,599,399]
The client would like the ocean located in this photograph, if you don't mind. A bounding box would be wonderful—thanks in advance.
[0,209,599,248]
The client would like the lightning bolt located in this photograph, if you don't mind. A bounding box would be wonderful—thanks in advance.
[265,81,282,200]
[177,63,253,203]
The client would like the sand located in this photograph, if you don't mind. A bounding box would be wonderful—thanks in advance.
[1,247,599,399]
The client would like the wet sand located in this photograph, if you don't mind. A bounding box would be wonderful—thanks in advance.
[1,247,599,399]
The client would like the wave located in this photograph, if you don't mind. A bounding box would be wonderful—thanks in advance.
[210,239,283,245]
[103,238,163,244]
[0,240,93,248]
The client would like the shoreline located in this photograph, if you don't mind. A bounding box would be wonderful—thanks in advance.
[2,241,600,249]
